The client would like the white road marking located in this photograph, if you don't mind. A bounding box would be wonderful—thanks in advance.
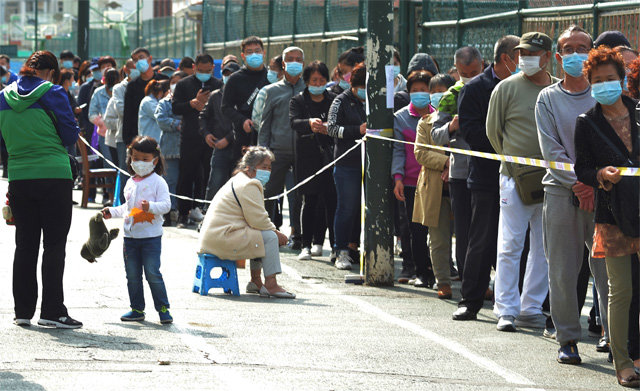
[281,264,546,390]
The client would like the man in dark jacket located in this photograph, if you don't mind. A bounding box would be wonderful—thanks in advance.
[452,35,520,321]
[172,53,222,227]
[221,36,269,161]
[122,47,169,146]
[200,62,239,201]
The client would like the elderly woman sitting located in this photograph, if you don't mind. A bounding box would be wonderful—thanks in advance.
[198,146,296,299]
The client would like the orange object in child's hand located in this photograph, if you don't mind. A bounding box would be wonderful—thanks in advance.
[129,207,155,225]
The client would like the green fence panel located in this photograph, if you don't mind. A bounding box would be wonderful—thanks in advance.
[599,9,640,49]
[463,0,519,18]
[272,0,295,36]
[327,0,361,32]
[247,0,270,38]
[296,1,326,34]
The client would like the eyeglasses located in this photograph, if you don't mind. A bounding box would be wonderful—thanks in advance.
[559,47,590,55]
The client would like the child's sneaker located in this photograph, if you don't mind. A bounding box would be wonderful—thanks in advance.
[159,306,173,324]
[121,309,145,321]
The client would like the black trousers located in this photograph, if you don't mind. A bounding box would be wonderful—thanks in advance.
[10,179,73,319]
[404,186,433,280]
[449,179,471,278]
[459,189,499,312]
[264,151,301,237]
[177,139,212,216]
[301,188,336,248]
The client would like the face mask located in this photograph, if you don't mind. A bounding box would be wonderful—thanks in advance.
[71,81,77,89]
[430,92,444,109]
[561,53,588,78]
[62,60,73,69]
[338,79,350,90]
[129,68,141,80]
[308,85,326,95]
[591,80,623,106]
[393,65,401,78]
[460,76,472,84]
[267,69,279,84]
[92,71,102,82]
[343,72,352,83]
[519,56,542,77]
[196,72,211,83]
[136,58,149,73]
[170,84,176,93]
[85,75,94,83]
[356,88,366,100]
[131,160,156,177]
[285,61,303,77]
[410,92,430,109]
[505,55,519,75]
[245,53,264,68]
[223,75,229,85]
[255,169,270,186]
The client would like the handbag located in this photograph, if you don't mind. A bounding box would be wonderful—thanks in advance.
[504,160,545,205]
[579,113,639,238]
[38,98,80,181]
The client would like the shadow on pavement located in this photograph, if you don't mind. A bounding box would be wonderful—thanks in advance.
[0,372,46,391]
[105,321,224,340]
[20,326,155,351]
[207,294,327,307]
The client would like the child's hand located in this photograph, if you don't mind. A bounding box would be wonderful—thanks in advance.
[141,200,149,212]
[101,208,111,219]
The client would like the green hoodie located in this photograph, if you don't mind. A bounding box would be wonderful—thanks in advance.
[0,80,72,181]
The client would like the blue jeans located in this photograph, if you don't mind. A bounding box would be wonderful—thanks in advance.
[205,146,233,201]
[333,165,362,251]
[164,158,180,210]
[123,236,169,312]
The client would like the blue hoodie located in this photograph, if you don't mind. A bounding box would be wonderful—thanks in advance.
[0,76,79,180]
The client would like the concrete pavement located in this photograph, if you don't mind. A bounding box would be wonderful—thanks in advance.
[0,179,618,390]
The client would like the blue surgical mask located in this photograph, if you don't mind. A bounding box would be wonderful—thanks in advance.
[255,169,270,186]
[285,61,303,77]
[356,88,366,100]
[512,66,521,75]
[92,70,102,83]
[430,92,444,109]
[393,65,401,78]
[223,75,229,84]
[308,85,325,95]
[561,53,588,78]
[591,80,623,106]
[129,68,140,80]
[71,81,77,89]
[85,75,94,83]
[62,60,73,69]
[410,92,430,109]
[339,79,350,90]
[196,72,211,83]
[136,58,149,73]
[267,69,279,84]
[245,53,264,68]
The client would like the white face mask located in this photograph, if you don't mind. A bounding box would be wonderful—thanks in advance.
[131,160,156,177]
[460,76,472,84]
[170,84,176,94]
[518,55,542,76]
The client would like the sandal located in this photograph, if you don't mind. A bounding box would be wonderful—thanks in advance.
[259,286,296,299]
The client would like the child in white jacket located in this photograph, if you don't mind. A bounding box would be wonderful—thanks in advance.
[103,136,173,324]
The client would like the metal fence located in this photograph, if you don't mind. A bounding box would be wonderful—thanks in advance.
[204,0,639,77]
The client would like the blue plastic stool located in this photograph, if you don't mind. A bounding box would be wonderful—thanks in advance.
[193,253,240,296]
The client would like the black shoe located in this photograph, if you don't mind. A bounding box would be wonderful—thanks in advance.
[162,213,172,227]
[452,306,477,321]
[286,237,303,251]
[348,249,360,264]
[176,215,190,229]
[38,316,83,329]
[329,250,337,264]
[596,336,610,353]
[414,276,434,289]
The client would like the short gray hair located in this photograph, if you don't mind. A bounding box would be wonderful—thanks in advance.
[454,46,483,66]
[282,46,304,60]
[237,146,275,172]
[494,35,520,63]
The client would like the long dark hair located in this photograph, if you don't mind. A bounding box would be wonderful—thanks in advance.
[20,50,60,83]
[126,136,165,176]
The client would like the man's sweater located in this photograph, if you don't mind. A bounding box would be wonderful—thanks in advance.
[258,77,306,154]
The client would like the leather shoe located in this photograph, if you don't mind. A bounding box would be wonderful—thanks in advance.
[617,370,640,388]
[596,336,610,353]
[452,306,477,321]
[437,284,452,299]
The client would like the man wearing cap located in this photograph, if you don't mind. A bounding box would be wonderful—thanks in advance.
[535,26,610,364]
[258,46,306,243]
[200,61,240,201]
[486,32,559,333]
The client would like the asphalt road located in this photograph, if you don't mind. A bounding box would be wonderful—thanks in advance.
[0,180,618,390]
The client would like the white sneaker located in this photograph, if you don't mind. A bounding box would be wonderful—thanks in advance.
[310,244,323,256]
[189,207,205,222]
[298,247,312,260]
[335,251,352,270]
[497,315,516,332]
[14,318,31,326]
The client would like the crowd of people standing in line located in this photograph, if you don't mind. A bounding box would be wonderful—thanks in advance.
[0,25,638,388]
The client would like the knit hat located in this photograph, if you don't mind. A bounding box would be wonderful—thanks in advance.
[407,53,438,75]
[594,30,631,49]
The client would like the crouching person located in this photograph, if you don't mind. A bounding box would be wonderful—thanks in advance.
[198,146,296,299]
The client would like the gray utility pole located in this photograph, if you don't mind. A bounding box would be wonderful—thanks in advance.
[78,0,89,60]
[364,0,394,286]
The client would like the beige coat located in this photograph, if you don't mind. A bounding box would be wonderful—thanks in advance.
[198,172,276,259]
[412,113,449,227]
